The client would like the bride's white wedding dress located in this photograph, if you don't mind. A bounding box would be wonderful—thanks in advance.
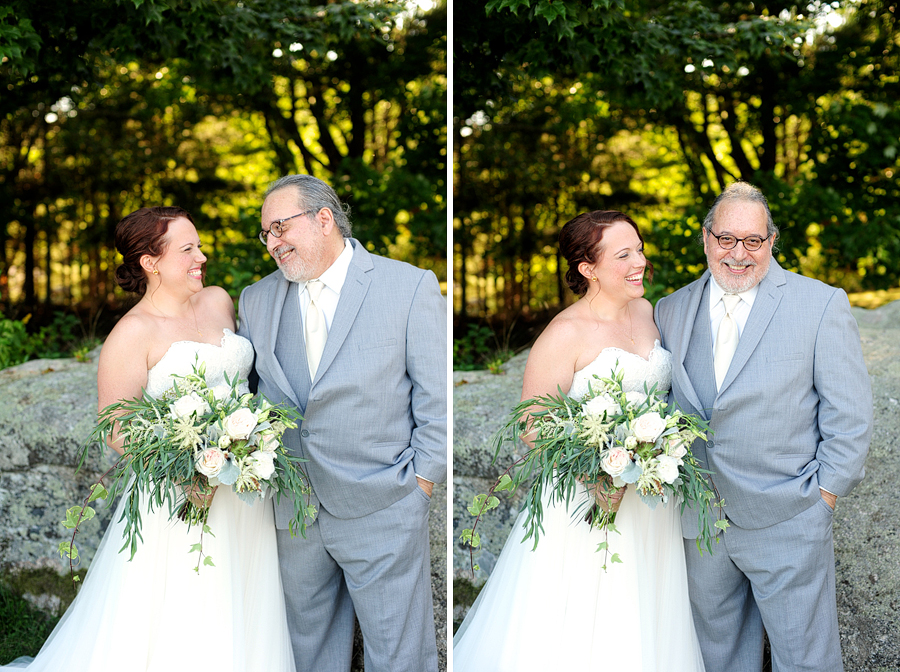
[3,329,295,672]
[453,342,705,672]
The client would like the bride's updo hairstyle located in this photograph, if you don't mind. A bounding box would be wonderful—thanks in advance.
[114,206,195,295]
[560,210,653,296]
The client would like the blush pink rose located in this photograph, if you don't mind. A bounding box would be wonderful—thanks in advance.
[601,447,633,478]
[223,408,257,440]
[196,447,226,478]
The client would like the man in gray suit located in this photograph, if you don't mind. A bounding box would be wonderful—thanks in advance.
[654,182,872,671]
[237,174,446,672]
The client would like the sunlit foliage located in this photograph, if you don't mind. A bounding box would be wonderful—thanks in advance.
[454,0,899,321]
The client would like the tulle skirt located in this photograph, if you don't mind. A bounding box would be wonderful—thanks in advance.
[3,486,295,672]
[453,483,705,672]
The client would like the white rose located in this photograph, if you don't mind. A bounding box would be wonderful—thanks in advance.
[656,454,681,484]
[196,447,226,478]
[624,435,638,451]
[624,391,647,408]
[210,384,232,401]
[632,412,667,443]
[217,434,232,449]
[601,447,633,478]
[171,392,210,419]
[257,433,279,453]
[583,394,621,419]
[248,450,276,480]
[667,436,688,459]
[223,407,258,440]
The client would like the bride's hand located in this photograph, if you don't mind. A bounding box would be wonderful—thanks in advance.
[182,482,217,508]
[594,486,626,513]
[581,478,626,513]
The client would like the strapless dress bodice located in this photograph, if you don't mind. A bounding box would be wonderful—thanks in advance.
[568,340,672,401]
[145,328,254,398]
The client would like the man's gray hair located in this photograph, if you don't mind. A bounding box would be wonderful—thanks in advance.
[703,182,779,241]
[265,174,353,238]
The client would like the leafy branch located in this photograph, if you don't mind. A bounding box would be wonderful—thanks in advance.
[58,361,314,581]
[459,366,728,578]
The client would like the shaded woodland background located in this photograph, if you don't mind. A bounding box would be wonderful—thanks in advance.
[453,0,899,364]
[1,0,446,344]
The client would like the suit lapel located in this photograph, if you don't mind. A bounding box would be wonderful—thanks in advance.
[717,261,786,394]
[264,275,304,409]
[310,240,373,387]
[671,273,709,417]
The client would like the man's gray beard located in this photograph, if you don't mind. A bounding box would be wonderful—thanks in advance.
[278,262,313,283]
[276,247,323,283]
[274,238,331,283]
[710,258,770,294]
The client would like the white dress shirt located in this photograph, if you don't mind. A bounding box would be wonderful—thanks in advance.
[296,238,353,328]
[708,276,758,344]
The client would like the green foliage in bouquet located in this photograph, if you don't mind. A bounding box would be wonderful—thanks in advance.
[460,367,728,572]
[60,360,315,577]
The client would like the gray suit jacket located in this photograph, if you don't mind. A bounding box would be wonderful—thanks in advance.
[655,261,872,535]
[237,239,447,523]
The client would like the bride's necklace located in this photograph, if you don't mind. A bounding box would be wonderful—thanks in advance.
[151,297,202,337]
[625,303,634,345]
[189,299,202,337]
[589,299,634,345]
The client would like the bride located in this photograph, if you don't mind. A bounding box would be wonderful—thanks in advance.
[3,207,295,671]
[453,211,705,671]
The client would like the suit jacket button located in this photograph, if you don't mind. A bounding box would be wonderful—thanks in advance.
[301,429,309,438]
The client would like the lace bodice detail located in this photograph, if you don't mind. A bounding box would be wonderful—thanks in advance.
[568,340,672,402]
[145,328,254,399]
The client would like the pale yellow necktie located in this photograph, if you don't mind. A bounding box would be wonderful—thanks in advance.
[714,294,741,390]
[305,280,328,378]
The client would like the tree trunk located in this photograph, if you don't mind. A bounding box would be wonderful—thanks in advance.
[44,221,52,305]
[23,213,36,309]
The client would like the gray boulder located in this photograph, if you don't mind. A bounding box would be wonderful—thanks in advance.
[453,301,900,671]
[0,350,114,572]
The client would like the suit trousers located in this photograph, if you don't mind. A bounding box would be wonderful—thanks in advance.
[276,486,438,672]
[683,498,842,672]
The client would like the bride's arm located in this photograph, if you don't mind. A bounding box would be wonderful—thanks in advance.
[521,314,626,510]
[519,317,581,449]
[97,316,152,455]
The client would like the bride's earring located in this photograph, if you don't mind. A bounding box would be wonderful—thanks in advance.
[591,275,598,282]
[153,268,159,275]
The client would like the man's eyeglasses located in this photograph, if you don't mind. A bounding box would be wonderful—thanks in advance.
[707,230,772,252]
[259,209,316,245]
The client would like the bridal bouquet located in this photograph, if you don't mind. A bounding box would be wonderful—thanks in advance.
[460,366,727,569]
[60,361,314,574]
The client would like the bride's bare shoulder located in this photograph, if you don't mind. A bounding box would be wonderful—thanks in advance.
[527,304,590,368]
[541,302,592,340]
[100,308,154,367]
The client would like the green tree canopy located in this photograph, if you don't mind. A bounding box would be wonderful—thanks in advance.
[454,0,899,322]
[2,0,446,313]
